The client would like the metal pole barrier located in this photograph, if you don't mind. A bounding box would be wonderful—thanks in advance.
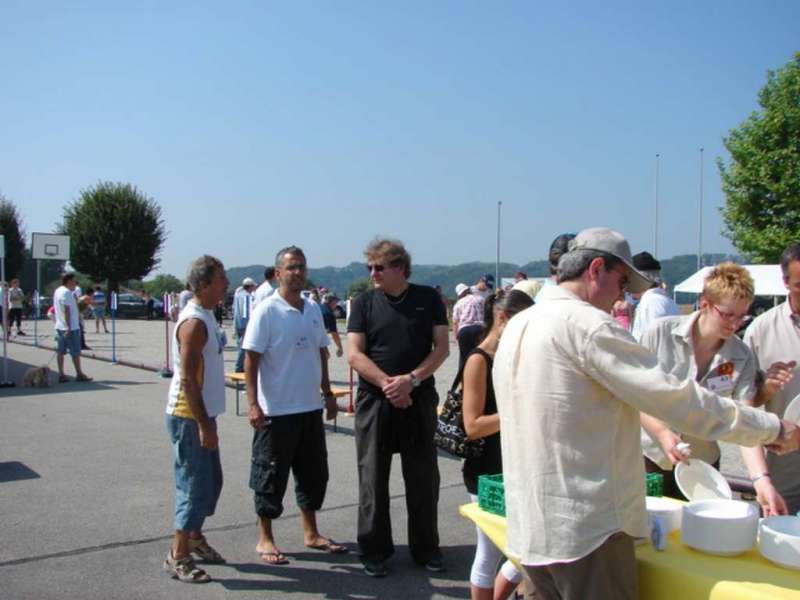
[110,292,117,364]
[34,259,41,347]
[1,258,13,387]
[159,293,173,378]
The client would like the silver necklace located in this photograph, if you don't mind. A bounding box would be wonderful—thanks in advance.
[384,286,409,305]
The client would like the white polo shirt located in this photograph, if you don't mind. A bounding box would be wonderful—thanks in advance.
[53,285,80,331]
[242,292,329,417]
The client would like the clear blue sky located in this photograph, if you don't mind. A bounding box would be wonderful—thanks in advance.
[2,1,798,278]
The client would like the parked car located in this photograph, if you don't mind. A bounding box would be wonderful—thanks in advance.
[115,293,148,319]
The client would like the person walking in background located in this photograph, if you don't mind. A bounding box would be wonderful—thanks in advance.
[243,246,343,566]
[178,284,194,312]
[534,233,575,302]
[611,296,633,331]
[347,238,449,578]
[320,293,344,357]
[92,285,109,333]
[163,255,229,583]
[53,273,91,383]
[233,277,256,373]
[253,266,278,307]
[452,283,486,370]
[7,278,25,337]
[630,251,680,341]
[462,290,533,600]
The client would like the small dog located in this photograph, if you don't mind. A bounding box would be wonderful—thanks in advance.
[22,366,52,388]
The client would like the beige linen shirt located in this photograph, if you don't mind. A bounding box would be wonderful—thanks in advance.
[494,285,781,566]
[640,312,758,469]
[744,300,800,508]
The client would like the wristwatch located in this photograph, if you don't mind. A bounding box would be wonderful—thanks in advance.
[409,372,421,388]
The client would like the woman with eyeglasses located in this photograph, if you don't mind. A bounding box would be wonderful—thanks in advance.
[639,263,761,499]
[462,290,533,600]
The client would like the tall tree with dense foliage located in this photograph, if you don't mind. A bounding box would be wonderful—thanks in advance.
[61,182,166,292]
[718,53,800,263]
[144,274,184,298]
[0,195,26,279]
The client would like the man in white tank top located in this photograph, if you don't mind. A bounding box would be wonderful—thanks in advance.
[163,255,229,584]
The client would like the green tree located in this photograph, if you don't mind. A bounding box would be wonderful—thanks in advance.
[719,53,800,263]
[0,195,26,280]
[144,274,184,298]
[347,277,372,298]
[61,182,166,293]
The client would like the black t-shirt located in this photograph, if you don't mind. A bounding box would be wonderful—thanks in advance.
[347,284,448,392]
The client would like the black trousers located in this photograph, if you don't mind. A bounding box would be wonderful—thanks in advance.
[457,324,484,370]
[355,385,441,564]
[249,409,329,519]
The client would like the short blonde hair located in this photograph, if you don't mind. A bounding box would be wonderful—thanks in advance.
[702,262,754,305]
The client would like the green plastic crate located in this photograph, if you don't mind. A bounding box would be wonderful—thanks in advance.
[646,472,664,497]
[478,474,506,516]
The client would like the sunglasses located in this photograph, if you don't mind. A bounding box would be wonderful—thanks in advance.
[367,264,390,273]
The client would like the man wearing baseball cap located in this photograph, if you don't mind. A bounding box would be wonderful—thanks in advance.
[494,227,800,600]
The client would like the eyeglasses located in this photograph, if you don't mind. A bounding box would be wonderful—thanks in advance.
[366,264,386,273]
[711,303,748,324]
[283,263,306,272]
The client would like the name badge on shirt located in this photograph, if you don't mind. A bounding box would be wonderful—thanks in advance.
[707,374,734,394]
[296,336,310,350]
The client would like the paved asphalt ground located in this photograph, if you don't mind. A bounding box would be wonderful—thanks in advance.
[1,317,748,599]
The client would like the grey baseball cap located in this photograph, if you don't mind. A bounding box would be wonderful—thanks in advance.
[568,227,653,293]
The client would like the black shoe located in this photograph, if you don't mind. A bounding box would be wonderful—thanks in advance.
[17,331,25,336]
[363,560,388,578]
[423,558,445,573]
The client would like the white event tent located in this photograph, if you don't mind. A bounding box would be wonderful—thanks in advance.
[673,265,787,299]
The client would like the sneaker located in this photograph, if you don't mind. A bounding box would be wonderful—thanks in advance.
[17,331,25,336]
[363,559,388,578]
[424,558,445,573]
[163,551,211,583]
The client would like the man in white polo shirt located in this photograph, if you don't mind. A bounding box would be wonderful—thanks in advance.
[243,245,343,566]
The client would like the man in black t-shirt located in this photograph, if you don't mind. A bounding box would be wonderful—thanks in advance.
[347,238,450,578]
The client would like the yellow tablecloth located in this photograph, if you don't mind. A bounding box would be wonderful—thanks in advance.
[459,503,800,600]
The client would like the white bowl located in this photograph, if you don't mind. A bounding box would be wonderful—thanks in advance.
[681,499,759,556]
[759,516,800,570]
[646,496,683,533]
[674,460,732,501]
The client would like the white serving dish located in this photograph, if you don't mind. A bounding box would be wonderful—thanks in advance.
[681,499,759,556]
[784,392,800,424]
[646,495,683,533]
[759,516,800,570]
[674,459,733,501]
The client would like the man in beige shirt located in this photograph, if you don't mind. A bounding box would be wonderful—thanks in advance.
[742,242,800,516]
[494,228,800,600]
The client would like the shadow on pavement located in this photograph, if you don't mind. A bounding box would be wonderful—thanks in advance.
[0,461,41,483]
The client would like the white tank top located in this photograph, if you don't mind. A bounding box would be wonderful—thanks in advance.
[166,301,227,418]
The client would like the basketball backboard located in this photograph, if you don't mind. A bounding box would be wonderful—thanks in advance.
[32,233,70,260]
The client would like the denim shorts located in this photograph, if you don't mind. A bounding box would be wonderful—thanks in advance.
[56,329,81,356]
[166,414,223,532]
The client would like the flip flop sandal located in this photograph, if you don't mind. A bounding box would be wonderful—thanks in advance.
[306,539,348,554]
[189,537,226,564]
[58,375,70,383]
[75,375,93,382]
[259,551,290,565]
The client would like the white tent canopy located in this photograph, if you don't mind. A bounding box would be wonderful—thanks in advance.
[673,265,787,297]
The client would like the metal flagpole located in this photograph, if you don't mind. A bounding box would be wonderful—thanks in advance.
[698,148,704,271]
[654,154,660,257]
[496,201,502,286]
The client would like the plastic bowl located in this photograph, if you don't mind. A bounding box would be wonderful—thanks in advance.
[646,496,683,533]
[681,499,759,556]
[759,516,800,570]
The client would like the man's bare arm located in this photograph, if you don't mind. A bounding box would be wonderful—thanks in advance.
[245,350,265,429]
[177,319,217,449]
